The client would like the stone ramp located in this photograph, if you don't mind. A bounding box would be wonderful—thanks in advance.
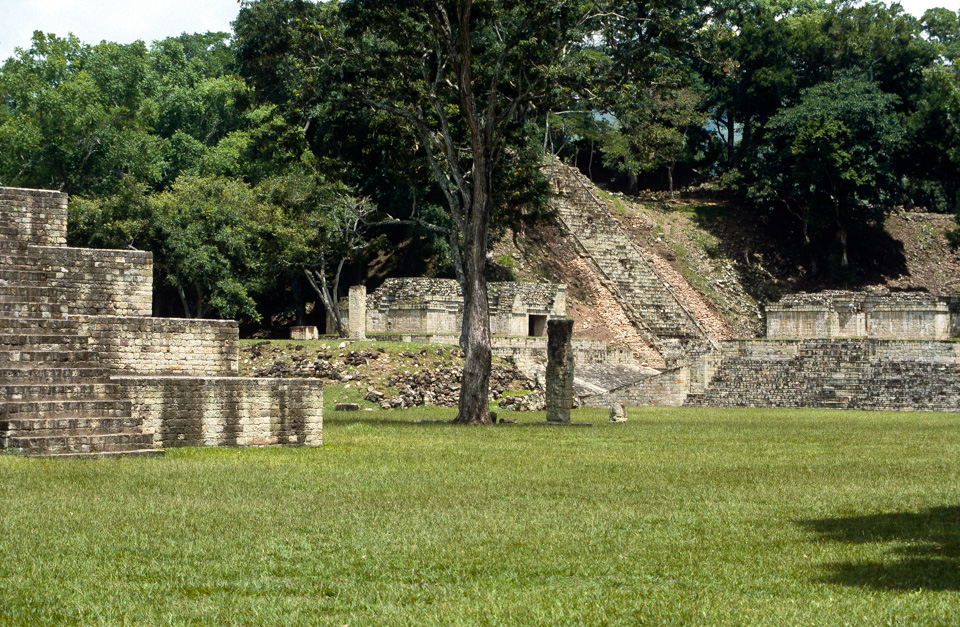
[549,163,722,366]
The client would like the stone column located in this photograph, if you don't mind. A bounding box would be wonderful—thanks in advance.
[546,319,575,423]
[349,285,367,340]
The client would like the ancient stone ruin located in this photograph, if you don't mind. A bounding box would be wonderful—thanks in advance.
[0,187,323,458]
[766,291,955,340]
[361,278,568,337]
[545,319,575,423]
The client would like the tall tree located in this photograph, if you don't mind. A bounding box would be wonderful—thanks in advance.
[746,74,901,274]
[289,0,605,424]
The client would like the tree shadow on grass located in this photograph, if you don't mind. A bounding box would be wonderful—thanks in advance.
[798,506,960,591]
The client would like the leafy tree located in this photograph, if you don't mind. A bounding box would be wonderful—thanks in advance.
[149,175,273,321]
[745,74,901,274]
[257,167,378,336]
[293,0,605,424]
[0,34,164,194]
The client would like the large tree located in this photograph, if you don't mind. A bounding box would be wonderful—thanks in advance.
[290,0,605,424]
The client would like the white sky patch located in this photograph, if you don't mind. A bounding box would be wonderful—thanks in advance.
[0,0,241,60]
[0,0,955,62]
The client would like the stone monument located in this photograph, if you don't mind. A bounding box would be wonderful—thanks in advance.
[546,319,575,423]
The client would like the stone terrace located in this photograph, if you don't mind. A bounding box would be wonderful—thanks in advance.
[0,187,323,458]
[685,339,960,412]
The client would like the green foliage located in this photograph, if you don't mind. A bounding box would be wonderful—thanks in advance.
[746,74,901,273]
[149,175,274,321]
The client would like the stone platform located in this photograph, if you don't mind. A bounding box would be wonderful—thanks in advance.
[0,187,322,457]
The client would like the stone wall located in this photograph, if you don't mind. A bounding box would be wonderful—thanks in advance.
[118,377,323,448]
[0,187,68,247]
[29,246,153,317]
[366,278,462,334]
[491,336,637,372]
[767,291,951,340]
[76,317,240,376]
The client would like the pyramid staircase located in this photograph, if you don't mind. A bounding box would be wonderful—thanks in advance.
[0,221,160,458]
[549,163,721,366]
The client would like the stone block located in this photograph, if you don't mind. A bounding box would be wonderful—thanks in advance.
[291,326,320,341]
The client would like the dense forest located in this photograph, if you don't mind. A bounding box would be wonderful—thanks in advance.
[1,0,958,330]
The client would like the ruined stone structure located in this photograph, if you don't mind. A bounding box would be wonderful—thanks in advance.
[363,278,567,337]
[0,187,323,457]
[766,291,952,340]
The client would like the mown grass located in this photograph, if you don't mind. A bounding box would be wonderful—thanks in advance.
[2,406,960,625]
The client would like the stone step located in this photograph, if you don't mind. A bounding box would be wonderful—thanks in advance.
[0,301,70,317]
[0,318,84,336]
[5,432,156,456]
[0,284,67,302]
[0,366,107,382]
[2,416,143,437]
[2,399,130,418]
[0,349,99,364]
[0,334,90,350]
[0,268,52,283]
[0,382,120,401]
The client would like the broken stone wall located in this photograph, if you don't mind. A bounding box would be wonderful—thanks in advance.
[365,278,567,337]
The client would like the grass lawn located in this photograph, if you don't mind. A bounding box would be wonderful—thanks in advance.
[2,405,960,625]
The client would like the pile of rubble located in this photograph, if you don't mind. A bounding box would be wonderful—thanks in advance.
[367,364,533,409]
[497,390,582,412]
[243,341,534,410]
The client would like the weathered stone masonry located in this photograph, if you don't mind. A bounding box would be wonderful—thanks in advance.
[0,187,322,457]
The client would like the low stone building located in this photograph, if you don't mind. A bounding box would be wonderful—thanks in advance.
[362,278,567,337]
[766,291,953,340]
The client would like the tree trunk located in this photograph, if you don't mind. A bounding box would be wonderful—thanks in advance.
[627,172,639,195]
[304,268,349,338]
[454,192,493,425]
[292,275,307,327]
[453,145,493,424]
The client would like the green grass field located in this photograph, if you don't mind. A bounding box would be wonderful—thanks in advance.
[2,406,960,625]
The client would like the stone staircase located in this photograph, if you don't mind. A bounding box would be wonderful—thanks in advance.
[550,163,718,366]
[685,339,960,412]
[0,236,160,458]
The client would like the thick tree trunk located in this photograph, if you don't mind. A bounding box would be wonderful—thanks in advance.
[454,170,493,425]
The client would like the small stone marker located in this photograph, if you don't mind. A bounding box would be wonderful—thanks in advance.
[335,403,361,412]
[609,401,627,423]
[290,326,319,341]
[546,319,575,423]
